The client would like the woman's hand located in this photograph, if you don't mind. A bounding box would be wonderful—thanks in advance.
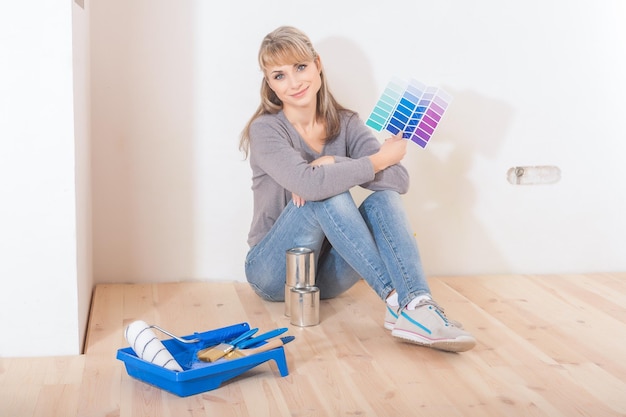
[292,193,306,208]
[292,156,336,207]
[369,133,406,173]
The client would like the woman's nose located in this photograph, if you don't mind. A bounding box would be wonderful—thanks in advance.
[289,74,302,89]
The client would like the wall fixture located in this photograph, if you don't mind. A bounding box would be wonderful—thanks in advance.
[507,165,561,185]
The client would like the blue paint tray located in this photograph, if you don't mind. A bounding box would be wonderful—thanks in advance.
[116,322,290,397]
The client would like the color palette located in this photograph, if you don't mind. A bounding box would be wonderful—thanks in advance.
[366,78,451,148]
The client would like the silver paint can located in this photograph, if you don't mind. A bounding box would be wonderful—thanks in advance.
[289,286,320,327]
[285,247,315,316]
[285,247,315,287]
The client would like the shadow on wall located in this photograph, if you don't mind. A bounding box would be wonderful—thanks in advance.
[315,35,381,206]
[315,36,379,120]
[91,1,196,283]
[311,35,516,275]
[407,88,515,275]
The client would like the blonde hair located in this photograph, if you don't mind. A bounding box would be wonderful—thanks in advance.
[239,26,351,157]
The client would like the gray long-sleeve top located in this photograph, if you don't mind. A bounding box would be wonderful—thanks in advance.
[246,110,409,247]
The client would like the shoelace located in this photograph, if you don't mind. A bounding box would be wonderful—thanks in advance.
[414,299,464,329]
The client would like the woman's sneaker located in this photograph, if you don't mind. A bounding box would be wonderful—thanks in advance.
[384,305,399,330]
[385,303,464,330]
[390,300,476,352]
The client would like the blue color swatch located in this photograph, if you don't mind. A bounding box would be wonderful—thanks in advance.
[366,78,451,148]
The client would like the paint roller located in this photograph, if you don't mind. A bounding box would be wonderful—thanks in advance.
[124,320,183,372]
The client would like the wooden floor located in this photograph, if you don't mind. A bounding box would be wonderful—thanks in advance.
[2,273,626,416]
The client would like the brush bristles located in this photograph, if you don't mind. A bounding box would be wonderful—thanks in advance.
[197,343,235,362]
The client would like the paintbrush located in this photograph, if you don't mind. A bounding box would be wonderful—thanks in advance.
[234,327,288,349]
[224,336,295,360]
[196,328,258,362]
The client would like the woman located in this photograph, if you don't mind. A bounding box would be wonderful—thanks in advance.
[240,26,475,352]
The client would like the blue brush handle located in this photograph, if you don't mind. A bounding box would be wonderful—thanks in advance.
[280,335,295,345]
[228,328,258,346]
[236,327,289,349]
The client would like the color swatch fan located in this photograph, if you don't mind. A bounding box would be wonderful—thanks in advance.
[366,78,451,148]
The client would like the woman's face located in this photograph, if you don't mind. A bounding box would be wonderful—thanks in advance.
[265,57,321,111]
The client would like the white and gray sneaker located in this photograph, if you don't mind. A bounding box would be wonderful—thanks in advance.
[384,304,399,330]
[390,299,476,352]
[385,302,465,330]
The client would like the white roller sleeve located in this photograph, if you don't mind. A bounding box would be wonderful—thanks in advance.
[124,320,183,372]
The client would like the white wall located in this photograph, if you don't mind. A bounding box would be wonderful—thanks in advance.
[72,0,93,352]
[0,1,86,357]
[90,0,626,283]
[91,0,626,283]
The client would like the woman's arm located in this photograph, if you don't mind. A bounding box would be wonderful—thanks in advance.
[343,114,410,193]
[292,155,336,207]
[368,134,407,173]
[249,116,376,201]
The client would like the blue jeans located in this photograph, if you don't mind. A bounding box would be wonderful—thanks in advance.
[244,190,431,309]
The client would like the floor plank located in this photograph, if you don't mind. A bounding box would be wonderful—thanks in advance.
[2,274,626,416]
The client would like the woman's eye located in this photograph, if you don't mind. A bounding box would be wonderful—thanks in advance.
[274,74,284,80]
[297,64,307,71]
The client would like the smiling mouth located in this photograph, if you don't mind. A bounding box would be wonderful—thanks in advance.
[292,87,308,98]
